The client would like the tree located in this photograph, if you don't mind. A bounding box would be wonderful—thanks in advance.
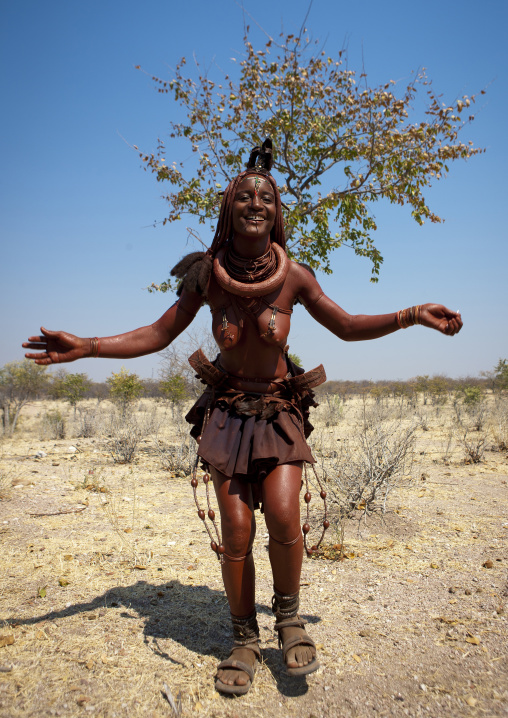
[52,372,92,416]
[106,367,144,416]
[288,352,302,367]
[415,375,430,405]
[494,359,508,392]
[137,24,483,290]
[160,375,188,418]
[0,360,49,435]
[159,327,219,398]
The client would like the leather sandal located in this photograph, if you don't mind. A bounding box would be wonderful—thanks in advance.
[274,615,319,676]
[215,642,261,695]
[215,611,260,696]
[272,588,319,676]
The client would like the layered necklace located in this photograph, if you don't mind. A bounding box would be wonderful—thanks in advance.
[213,242,289,297]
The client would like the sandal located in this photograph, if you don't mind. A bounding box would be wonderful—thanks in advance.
[215,643,261,695]
[215,612,260,696]
[272,589,319,676]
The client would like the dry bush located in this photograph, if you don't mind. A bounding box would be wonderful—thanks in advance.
[313,403,419,532]
[73,404,103,438]
[39,409,66,439]
[490,395,508,451]
[454,400,488,464]
[152,407,195,476]
[320,393,344,427]
[104,406,161,463]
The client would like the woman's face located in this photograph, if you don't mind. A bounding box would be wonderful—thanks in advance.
[231,175,276,242]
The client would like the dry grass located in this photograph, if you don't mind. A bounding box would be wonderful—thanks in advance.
[0,395,507,717]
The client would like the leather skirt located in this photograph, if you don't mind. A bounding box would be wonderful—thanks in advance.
[185,350,326,481]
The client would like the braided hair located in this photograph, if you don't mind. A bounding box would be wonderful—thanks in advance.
[171,138,286,296]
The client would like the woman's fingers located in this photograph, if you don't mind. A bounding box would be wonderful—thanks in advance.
[24,336,47,344]
[22,342,47,350]
[24,351,49,359]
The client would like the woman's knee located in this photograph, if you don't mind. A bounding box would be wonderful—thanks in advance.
[262,465,302,542]
[264,507,300,543]
[221,512,256,556]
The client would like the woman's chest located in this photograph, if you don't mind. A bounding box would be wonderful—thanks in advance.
[208,281,293,352]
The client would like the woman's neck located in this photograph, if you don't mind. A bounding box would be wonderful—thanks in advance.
[231,233,271,259]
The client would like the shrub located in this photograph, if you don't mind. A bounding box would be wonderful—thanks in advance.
[313,405,419,529]
[106,367,144,417]
[40,410,66,440]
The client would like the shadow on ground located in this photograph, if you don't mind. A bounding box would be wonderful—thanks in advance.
[8,579,320,694]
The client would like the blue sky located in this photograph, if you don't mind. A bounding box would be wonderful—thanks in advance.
[1,0,506,382]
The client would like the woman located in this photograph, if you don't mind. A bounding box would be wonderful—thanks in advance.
[23,140,462,695]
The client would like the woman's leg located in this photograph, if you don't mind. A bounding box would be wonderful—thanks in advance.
[262,463,317,672]
[211,467,258,689]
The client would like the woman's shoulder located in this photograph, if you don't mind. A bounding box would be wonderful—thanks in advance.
[287,259,318,291]
[286,259,324,307]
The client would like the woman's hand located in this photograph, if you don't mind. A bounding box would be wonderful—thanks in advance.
[420,304,463,336]
[23,327,89,365]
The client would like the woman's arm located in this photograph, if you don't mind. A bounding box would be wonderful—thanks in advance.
[23,290,203,365]
[295,265,462,341]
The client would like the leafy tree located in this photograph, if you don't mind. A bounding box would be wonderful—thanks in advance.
[52,372,91,416]
[457,385,483,406]
[106,367,144,416]
[288,352,302,367]
[494,359,508,392]
[137,25,483,290]
[428,375,449,405]
[160,375,188,418]
[415,375,430,405]
[0,360,49,435]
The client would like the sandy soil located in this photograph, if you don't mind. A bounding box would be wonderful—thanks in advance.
[0,398,507,718]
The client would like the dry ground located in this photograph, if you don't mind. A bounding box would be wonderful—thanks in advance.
[0,397,507,718]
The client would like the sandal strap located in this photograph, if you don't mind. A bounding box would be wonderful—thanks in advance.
[216,644,260,682]
[274,616,307,631]
[279,633,317,663]
[216,658,255,682]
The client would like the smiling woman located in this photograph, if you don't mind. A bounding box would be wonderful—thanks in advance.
[231,175,277,250]
[22,138,462,697]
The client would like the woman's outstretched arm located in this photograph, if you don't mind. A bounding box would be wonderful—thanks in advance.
[295,265,462,341]
[23,291,203,365]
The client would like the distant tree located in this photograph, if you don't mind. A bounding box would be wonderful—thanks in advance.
[457,385,483,407]
[159,327,219,398]
[429,375,449,405]
[493,359,508,392]
[0,360,49,435]
[414,375,430,405]
[106,367,144,416]
[160,375,188,418]
[48,367,68,399]
[138,24,484,291]
[52,372,92,417]
[288,352,302,367]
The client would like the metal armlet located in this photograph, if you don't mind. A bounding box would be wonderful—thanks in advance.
[176,300,199,319]
[299,292,324,310]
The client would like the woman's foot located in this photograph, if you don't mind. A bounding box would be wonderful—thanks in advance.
[272,589,319,676]
[215,611,260,695]
[278,624,317,671]
[215,644,260,695]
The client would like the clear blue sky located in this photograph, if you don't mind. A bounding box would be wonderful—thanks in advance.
[1,0,506,382]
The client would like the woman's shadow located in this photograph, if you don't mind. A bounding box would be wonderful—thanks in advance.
[9,578,320,696]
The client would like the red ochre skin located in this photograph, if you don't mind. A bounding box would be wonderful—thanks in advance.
[23,174,463,682]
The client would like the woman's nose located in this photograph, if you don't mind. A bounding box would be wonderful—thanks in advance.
[249,194,262,209]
